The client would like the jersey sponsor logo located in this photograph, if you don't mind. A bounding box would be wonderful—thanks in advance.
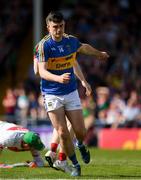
[56,62,71,69]
[46,52,76,70]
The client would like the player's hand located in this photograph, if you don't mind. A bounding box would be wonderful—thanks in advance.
[98,52,109,61]
[58,73,71,84]
[81,80,92,96]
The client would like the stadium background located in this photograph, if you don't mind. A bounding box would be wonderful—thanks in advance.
[1,0,141,149]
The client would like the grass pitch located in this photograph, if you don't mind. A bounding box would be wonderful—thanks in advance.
[0,148,141,179]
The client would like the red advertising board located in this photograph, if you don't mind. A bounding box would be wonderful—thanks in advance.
[98,128,141,150]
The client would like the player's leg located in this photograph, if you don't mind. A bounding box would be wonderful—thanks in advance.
[43,94,66,167]
[66,118,74,140]
[43,93,81,176]
[45,117,75,172]
[53,119,74,173]
[66,109,90,164]
[45,128,59,167]
[47,107,74,157]
[48,107,80,176]
[45,128,69,169]
[65,90,90,165]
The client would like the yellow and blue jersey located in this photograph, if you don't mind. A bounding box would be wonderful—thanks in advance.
[35,34,82,95]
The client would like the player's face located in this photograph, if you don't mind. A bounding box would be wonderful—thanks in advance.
[47,21,65,41]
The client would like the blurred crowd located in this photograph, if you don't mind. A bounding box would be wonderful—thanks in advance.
[2,84,48,128]
[60,0,141,93]
[0,0,32,83]
[1,0,141,146]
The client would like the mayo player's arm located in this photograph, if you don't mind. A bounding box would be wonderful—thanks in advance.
[78,43,109,61]
[73,60,92,96]
[30,148,44,167]
[38,62,71,84]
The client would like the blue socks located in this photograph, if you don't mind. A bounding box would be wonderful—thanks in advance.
[69,153,79,166]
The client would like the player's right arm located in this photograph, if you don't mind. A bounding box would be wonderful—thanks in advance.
[37,41,71,84]
[38,61,71,84]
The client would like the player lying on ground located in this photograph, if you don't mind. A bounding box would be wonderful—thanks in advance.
[0,120,45,167]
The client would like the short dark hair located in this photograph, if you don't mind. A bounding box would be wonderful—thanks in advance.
[46,11,64,25]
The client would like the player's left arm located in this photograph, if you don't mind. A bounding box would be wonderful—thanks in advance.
[73,60,92,96]
[78,43,109,61]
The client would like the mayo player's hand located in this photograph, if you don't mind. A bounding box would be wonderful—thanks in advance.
[98,52,109,61]
[81,80,92,96]
[58,73,71,84]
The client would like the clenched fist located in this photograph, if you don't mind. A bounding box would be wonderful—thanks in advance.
[57,73,71,84]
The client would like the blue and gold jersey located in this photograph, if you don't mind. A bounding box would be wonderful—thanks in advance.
[35,34,82,95]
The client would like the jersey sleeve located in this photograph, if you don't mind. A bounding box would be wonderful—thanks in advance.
[69,35,82,51]
[38,41,50,62]
[75,37,82,50]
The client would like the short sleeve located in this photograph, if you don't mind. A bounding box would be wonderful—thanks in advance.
[69,35,82,52]
[38,41,50,62]
[75,37,82,50]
